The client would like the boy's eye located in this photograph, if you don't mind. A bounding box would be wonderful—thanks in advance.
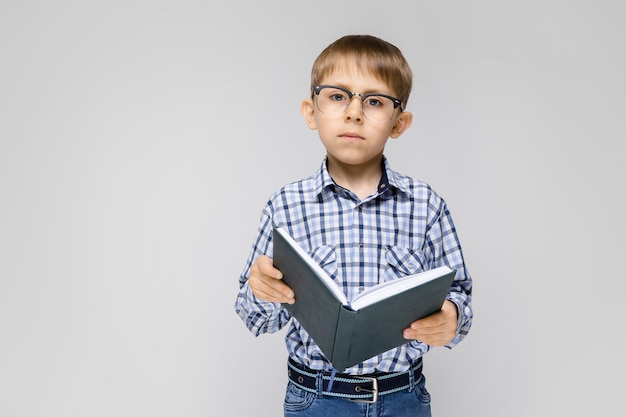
[365,97,383,107]
[329,92,348,102]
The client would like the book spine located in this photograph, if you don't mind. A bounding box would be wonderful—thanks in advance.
[330,307,359,371]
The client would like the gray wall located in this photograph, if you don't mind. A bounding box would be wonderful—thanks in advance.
[1,1,623,415]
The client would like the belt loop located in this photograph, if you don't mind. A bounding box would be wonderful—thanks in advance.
[327,368,337,392]
[315,370,324,398]
[407,360,416,392]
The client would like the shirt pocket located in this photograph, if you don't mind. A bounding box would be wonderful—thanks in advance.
[309,245,338,281]
[384,246,429,280]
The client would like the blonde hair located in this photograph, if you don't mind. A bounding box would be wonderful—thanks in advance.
[310,35,413,109]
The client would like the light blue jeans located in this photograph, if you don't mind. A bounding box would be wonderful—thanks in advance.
[283,374,431,417]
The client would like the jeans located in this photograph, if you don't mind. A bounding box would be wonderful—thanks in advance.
[283,374,431,417]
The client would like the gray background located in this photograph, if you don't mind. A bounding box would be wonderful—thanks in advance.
[1,0,624,416]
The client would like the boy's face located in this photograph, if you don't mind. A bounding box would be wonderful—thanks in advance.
[301,64,412,172]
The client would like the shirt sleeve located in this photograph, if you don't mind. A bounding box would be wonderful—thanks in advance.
[425,196,473,349]
[233,205,291,336]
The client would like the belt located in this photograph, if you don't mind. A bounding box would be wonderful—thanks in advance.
[287,358,422,403]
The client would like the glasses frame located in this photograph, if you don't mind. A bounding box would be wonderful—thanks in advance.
[312,85,403,123]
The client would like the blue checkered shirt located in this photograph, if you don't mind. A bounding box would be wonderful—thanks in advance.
[235,157,473,374]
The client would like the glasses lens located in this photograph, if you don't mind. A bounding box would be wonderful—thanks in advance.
[316,87,351,117]
[361,95,396,123]
[315,87,396,123]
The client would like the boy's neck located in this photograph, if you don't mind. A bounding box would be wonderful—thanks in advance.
[326,155,384,200]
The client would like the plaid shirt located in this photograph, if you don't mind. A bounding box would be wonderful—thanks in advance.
[235,157,473,374]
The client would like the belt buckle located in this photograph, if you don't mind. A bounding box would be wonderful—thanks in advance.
[349,376,379,403]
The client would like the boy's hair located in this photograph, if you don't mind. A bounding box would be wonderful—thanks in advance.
[310,35,413,109]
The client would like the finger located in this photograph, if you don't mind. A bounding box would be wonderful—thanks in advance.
[410,317,445,331]
[256,285,294,304]
[250,272,295,304]
[403,328,452,345]
[271,280,295,304]
[255,255,284,280]
[252,280,294,304]
[403,326,438,340]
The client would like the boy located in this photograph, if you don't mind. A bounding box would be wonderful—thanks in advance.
[234,35,472,416]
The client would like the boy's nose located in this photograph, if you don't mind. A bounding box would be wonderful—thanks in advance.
[344,97,363,122]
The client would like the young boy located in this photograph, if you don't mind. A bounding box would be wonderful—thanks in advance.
[234,34,473,416]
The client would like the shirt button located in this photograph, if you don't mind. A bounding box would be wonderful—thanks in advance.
[358,286,365,292]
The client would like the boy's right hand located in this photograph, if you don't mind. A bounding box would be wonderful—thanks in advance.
[249,255,295,305]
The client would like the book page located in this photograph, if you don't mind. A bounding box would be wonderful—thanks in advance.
[349,266,453,310]
[274,227,349,306]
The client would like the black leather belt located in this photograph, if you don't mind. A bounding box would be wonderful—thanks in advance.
[287,358,423,403]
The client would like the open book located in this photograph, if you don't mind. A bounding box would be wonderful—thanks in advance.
[272,226,456,371]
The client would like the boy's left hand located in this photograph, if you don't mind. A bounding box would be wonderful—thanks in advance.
[402,300,458,346]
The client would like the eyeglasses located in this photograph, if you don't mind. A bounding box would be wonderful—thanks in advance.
[313,85,403,124]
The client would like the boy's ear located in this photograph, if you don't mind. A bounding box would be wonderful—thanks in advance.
[301,98,318,130]
[389,111,413,138]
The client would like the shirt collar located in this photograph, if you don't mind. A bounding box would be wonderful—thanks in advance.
[313,156,412,198]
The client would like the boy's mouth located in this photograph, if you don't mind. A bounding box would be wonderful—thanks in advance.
[340,132,364,141]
